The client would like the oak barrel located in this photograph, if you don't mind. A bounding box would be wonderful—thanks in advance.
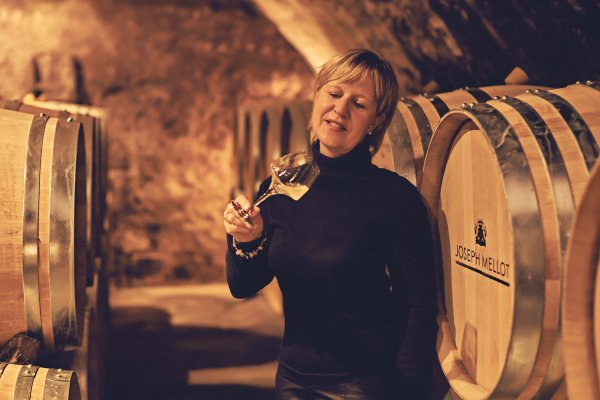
[19,96,109,261]
[420,82,600,399]
[2,101,101,286]
[0,363,80,400]
[562,161,600,399]
[0,109,87,350]
[373,85,542,186]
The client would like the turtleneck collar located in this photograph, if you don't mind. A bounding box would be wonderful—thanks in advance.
[311,139,373,173]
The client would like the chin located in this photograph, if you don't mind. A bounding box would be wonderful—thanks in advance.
[318,131,345,144]
[318,137,342,150]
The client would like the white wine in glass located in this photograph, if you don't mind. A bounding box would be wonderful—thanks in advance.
[232,151,320,227]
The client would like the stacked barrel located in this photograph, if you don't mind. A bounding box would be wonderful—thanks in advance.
[371,85,543,186]
[562,160,600,399]
[0,96,110,400]
[373,81,598,399]
[0,363,80,400]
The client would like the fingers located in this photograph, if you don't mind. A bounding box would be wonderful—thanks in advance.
[231,196,262,228]
[234,195,253,213]
[229,200,255,229]
[223,197,264,242]
[224,205,249,229]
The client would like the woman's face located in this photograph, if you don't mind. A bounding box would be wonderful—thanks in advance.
[311,74,379,158]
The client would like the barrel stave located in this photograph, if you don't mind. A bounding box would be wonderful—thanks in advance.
[562,162,600,400]
[0,110,36,346]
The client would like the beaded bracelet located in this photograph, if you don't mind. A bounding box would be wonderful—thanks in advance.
[232,234,268,259]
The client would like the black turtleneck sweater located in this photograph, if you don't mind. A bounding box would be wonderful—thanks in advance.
[226,140,437,393]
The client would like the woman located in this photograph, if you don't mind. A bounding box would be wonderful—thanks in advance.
[223,49,437,399]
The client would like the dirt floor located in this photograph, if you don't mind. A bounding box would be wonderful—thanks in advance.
[105,284,283,400]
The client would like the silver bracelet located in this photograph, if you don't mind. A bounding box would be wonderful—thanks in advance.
[232,234,267,259]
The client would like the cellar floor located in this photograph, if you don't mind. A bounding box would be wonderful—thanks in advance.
[106,284,283,400]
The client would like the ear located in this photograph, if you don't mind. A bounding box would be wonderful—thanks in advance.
[368,114,385,132]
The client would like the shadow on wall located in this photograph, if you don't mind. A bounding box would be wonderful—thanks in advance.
[106,306,279,400]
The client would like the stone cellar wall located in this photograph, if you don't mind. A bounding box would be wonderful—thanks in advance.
[0,0,315,285]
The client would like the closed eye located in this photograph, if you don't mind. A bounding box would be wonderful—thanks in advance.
[353,101,366,109]
[329,92,342,98]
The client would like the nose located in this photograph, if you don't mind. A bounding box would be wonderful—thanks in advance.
[333,99,349,118]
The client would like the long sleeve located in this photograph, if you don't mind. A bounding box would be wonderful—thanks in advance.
[225,178,275,299]
[385,184,438,398]
[226,233,274,298]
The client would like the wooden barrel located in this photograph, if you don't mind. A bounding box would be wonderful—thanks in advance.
[562,161,600,399]
[420,82,600,399]
[23,98,108,264]
[2,99,106,287]
[0,109,87,350]
[373,85,542,186]
[19,96,108,262]
[0,363,80,400]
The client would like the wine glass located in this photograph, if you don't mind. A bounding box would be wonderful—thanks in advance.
[231,151,320,228]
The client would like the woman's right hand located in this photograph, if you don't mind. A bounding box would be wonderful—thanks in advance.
[223,195,264,243]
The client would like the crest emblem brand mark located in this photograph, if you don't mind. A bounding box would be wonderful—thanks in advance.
[474,219,487,247]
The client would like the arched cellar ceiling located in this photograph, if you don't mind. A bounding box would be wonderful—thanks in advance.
[252,0,600,93]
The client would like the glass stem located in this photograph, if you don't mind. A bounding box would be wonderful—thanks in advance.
[253,186,278,207]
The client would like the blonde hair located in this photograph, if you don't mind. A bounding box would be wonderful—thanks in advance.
[308,49,399,155]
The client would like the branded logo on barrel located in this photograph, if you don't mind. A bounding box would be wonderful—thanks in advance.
[452,218,510,286]
[474,219,487,247]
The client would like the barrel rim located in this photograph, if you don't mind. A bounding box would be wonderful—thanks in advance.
[22,113,50,342]
[49,118,87,349]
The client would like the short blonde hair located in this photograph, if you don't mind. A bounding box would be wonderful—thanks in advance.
[309,49,399,155]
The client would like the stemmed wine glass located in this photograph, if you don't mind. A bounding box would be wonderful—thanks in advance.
[231,151,320,227]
